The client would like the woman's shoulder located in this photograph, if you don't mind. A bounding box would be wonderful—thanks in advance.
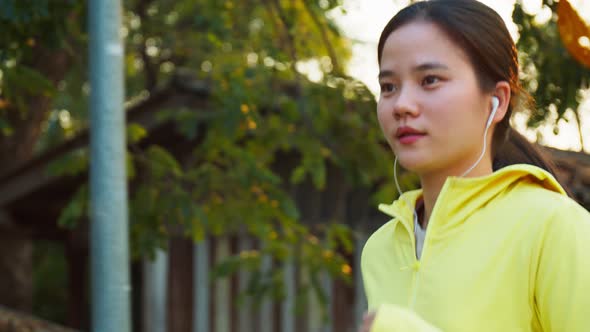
[511,178,581,207]
[509,180,590,228]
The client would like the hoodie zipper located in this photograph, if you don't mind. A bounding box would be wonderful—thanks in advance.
[403,183,448,310]
[399,217,422,309]
[408,234,421,310]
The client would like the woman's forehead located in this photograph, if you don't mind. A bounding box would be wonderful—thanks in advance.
[379,21,471,70]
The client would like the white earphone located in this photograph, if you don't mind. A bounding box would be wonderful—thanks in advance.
[461,95,499,177]
[486,96,500,128]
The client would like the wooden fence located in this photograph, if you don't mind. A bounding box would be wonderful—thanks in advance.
[142,232,369,332]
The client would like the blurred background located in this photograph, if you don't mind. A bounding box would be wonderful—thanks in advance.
[0,0,589,331]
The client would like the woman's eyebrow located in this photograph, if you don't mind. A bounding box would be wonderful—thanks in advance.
[414,62,449,72]
[378,62,449,79]
[378,70,396,80]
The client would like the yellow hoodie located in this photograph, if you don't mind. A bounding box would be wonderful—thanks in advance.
[361,164,590,332]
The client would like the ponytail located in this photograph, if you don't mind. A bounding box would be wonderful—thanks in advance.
[493,127,573,197]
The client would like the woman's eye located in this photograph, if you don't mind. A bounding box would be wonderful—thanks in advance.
[422,75,440,86]
[380,83,397,93]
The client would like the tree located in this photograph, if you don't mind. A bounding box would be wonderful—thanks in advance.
[0,0,82,313]
[514,0,590,149]
[0,0,390,324]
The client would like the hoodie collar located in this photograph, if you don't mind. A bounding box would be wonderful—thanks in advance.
[378,164,566,234]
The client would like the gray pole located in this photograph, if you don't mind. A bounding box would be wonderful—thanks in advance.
[88,0,131,331]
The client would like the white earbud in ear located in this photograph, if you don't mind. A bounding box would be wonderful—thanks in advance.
[463,96,500,177]
[486,96,500,128]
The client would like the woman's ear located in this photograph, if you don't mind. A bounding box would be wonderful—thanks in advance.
[491,81,511,124]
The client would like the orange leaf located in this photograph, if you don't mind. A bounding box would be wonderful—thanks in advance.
[558,0,590,68]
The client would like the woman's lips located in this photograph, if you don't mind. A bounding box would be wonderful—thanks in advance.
[398,134,425,144]
[395,126,426,145]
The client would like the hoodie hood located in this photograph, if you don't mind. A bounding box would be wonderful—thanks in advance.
[378,164,567,236]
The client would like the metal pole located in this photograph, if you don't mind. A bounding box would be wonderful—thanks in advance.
[88,0,130,330]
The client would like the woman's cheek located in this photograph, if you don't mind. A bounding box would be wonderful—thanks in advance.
[380,120,395,147]
[376,112,388,136]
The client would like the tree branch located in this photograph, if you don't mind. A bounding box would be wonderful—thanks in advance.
[573,109,587,152]
[135,0,158,91]
[260,0,344,157]
[301,0,341,74]
[0,305,79,332]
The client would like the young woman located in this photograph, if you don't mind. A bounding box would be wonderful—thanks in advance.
[359,1,590,331]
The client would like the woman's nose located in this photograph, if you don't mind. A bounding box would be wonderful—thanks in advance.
[393,88,419,120]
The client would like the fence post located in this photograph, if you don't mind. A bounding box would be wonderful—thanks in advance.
[259,252,273,332]
[143,249,168,332]
[194,239,210,332]
[215,237,231,332]
[237,235,254,332]
[281,256,296,332]
[354,231,368,329]
[321,269,333,332]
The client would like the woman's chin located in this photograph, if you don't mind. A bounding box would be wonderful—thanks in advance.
[395,155,432,174]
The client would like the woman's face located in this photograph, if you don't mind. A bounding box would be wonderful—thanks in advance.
[377,21,493,176]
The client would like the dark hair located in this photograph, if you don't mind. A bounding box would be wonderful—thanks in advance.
[378,0,565,184]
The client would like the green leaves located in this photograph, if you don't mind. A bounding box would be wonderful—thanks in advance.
[1,65,55,110]
[290,150,327,189]
[7,0,388,311]
[514,1,590,128]
[145,145,183,178]
[0,0,80,62]
[0,0,51,22]
[46,148,88,177]
[127,122,147,143]
[57,184,88,228]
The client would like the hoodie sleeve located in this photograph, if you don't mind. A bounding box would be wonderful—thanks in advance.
[370,304,442,332]
[534,200,590,331]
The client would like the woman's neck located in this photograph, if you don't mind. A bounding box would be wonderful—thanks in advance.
[418,159,493,228]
